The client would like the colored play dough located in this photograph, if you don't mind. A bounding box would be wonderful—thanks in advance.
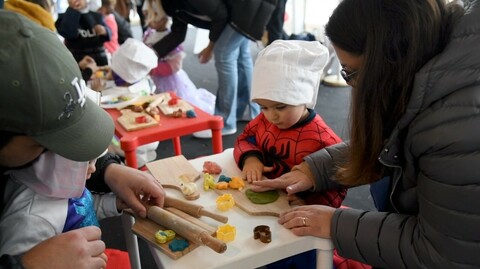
[245,189,279,204]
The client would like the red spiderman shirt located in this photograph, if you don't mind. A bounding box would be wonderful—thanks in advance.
[234,109,346,207]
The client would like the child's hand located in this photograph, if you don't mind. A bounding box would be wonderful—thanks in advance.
[115,198,129,211]
[89,77,105,92]
[94,25,107,36]
[78,56,96,70]
[243,157,266,183]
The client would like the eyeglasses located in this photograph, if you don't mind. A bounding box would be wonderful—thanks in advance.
[340,68,358,83]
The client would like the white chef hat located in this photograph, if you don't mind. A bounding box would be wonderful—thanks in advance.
[251,40,329,109]
[111,38,158,84]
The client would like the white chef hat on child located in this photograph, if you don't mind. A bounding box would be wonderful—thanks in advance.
[251,40,329,109]
[111,38,158,84]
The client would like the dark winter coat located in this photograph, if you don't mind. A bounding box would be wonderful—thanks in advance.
[305,1,480,268]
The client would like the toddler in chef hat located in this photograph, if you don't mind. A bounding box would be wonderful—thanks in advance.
[109,38,160,167]
[233,39,346,269]
[234,39,346,201]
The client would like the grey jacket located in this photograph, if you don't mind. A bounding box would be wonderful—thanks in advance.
[304,1,480,268]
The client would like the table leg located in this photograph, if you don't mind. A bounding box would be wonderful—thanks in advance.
[122,214,141,269]
[211,128,223,153]
[316,249,334,269]
[173,137,182,155]
[124,149,138,168]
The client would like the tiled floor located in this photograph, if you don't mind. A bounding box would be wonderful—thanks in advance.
[100,24,375,269]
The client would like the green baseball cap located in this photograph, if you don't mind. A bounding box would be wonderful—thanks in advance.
[0,10,114,162]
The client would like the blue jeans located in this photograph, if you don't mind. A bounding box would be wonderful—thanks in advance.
[213,24,260,131]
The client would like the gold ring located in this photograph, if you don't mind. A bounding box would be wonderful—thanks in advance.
[302,216,308,227]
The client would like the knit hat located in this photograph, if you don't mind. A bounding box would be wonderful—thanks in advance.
[5,0,56,31]
[110,38,158,84]
[251,40,329,109]
[0,10,114,162]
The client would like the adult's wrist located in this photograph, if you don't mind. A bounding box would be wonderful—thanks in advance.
[291,162,316,191]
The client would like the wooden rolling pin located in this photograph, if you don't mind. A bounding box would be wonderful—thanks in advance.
[146,204,227,254]
[165,196,228,223]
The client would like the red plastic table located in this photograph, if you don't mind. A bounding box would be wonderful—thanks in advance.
[105,105,223,168]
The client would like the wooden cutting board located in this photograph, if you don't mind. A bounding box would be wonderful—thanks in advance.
[158,99,194,116]
[131,207,216,260]
[146,155,202,200]
[214,186,292,217]
[117,109,158,131]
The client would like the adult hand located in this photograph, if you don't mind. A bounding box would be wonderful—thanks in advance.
[104,164,165,218]
[250,168,314,193]
[22,226,107,269]
[198,41,214,64]
[242,157,273,183]
[278,205,335,238]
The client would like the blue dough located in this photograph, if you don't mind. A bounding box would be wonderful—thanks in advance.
[186,110,197,118]
[168,238,189,252]
[218,175,231,183]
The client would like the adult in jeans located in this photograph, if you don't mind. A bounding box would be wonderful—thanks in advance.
[0,11,165,269]
[151,0,277,138]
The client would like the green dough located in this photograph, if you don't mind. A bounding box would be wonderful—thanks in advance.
[245,189,279,204]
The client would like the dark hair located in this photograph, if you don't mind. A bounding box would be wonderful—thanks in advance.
[325,0,464,186]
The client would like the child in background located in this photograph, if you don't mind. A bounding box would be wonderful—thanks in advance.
[109,38,160,167]
[142,0,215,114]
[233,40,346,269]
[0,151,125,256]
[56,0,111,66]
[98,0,120,54]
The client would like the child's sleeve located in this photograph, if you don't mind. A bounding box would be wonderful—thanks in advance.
[56,8,82,39]
[92,192,122,220]
[233,117,263,169]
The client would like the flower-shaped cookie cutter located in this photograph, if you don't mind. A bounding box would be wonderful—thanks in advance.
[216,224,236,242]
[253,225,271,243]
[216,193,235,211]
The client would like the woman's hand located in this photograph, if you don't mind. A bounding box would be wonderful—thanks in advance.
[278,205,336,238]
[250,168,314,193]
[104,164,165,218]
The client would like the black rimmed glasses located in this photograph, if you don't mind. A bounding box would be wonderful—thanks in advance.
[340,68,358,83]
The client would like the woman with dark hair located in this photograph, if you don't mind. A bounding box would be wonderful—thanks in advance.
[251,0,480,268]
